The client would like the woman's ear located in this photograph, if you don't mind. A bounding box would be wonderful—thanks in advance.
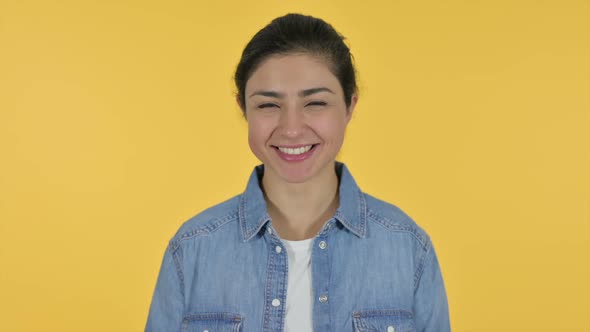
[346,94,358,122]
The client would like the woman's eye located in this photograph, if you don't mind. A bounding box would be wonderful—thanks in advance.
[306,101,327,107]
[258,103,279,109]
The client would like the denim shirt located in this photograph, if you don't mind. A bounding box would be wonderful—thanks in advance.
[146,162,450,332]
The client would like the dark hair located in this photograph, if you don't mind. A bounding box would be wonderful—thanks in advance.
[234,13,358,112]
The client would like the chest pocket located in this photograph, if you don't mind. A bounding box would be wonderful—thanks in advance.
[181,312,243,332]
[352,309,415,332]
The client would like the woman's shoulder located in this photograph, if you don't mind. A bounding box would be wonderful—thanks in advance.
[168,194,242,247]
[363,193,431,249]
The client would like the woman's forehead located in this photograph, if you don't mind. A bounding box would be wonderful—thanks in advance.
[245,54,341,96]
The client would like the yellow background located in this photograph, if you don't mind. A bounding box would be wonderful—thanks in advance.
[1,0,588,331]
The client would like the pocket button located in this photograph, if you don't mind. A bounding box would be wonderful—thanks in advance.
[387,326,395,332]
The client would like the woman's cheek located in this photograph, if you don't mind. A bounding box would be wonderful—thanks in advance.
[316,116,348,142]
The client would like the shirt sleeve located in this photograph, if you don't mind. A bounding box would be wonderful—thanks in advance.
[413,240,451,332]
[145,244,185,332]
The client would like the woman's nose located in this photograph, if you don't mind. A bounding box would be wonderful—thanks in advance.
[278,106,305,137]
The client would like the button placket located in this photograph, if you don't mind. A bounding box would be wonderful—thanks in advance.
[262,235,288,332]
[311,234,332,331]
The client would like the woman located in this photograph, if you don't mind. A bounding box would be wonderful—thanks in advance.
[146,13,450,332]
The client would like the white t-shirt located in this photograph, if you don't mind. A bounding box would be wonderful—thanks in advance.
[282,238,314,332]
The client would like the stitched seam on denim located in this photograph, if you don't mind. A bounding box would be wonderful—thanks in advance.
[334,211,355,237]
[358,190,367,236]
[183,312,242,321]
[262,241,275,332]
[168,244,185,302]
[278,244,287,332]
[334,190,367,237]
[413,239,433,292]
[250,216,270,240]
[240,194,271,241]
[327,234,333,330]
[367,210,428,249]
[171,213,237,247]
[352,309,414,318]
[239,194,249,239]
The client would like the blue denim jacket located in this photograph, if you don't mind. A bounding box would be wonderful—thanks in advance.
[146,162,450,332]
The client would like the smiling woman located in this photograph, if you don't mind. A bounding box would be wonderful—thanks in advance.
[146,13,450,332]
[246,54,354,187]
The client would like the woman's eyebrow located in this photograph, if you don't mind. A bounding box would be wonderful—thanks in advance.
[299,87,334,97]
[249,87,335,98]
[249,90,283,98]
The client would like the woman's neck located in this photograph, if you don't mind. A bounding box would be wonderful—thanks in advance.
[262,163,339,241]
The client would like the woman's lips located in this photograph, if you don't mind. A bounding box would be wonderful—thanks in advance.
[273,144,318,162]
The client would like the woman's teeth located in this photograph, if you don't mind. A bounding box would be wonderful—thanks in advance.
[278,145,313,155]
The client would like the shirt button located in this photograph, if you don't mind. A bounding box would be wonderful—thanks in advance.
[267,227,272,235]
[319,241,327,249]
[275,246,282,253]
[387,326,395,332]
[318,294,328,303]
[203,330,210,332]
[272,298,281,307]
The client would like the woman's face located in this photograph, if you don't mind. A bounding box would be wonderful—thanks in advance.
[244,53,357,184]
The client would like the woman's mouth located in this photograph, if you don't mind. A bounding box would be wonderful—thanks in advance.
[277,144,314,155]
[272,144,318,161]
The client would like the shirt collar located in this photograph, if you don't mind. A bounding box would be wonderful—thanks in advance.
[239,162,367,242]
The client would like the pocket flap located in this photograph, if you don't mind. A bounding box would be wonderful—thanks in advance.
[352,309,415,332]
[182,312,243,332]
